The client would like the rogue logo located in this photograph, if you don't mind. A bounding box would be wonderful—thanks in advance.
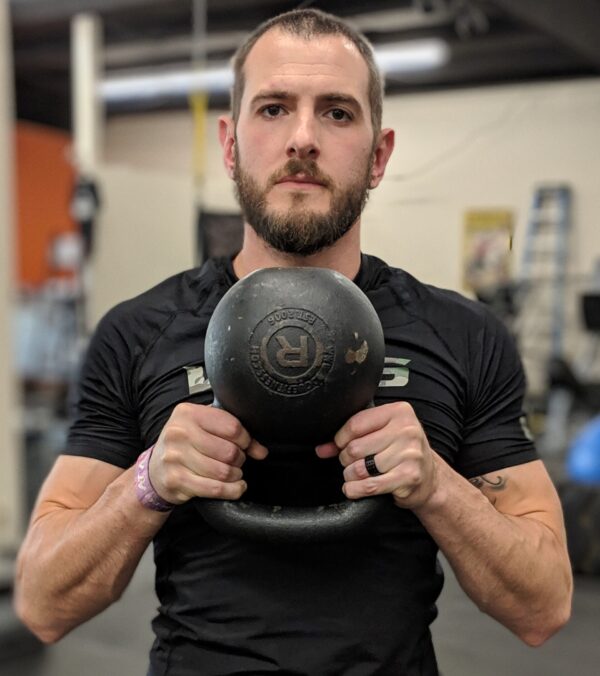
[271,334,310,368]
[185,355,410,395]
[250,308,333,397]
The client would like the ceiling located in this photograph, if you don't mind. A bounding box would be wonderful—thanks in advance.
[9,0,600,130]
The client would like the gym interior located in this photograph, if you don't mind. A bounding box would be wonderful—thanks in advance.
[1,1,600,674]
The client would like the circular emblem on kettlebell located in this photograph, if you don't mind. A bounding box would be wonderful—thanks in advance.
[248,308,335,397]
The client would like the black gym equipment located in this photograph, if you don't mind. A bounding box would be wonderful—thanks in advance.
[557,481,600,575]
[199,267,387,543]
[70,176,100,259]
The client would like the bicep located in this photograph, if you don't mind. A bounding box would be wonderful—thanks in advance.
[31,455,125,522]
[469,460,566,539]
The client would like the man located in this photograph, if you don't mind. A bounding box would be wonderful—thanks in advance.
[15,8,572,676]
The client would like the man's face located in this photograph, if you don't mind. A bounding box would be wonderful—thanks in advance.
[229,29,378,256]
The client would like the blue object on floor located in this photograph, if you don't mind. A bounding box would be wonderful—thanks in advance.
[567,415,600,484]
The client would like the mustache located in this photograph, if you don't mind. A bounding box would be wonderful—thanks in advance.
[269,158,333,189]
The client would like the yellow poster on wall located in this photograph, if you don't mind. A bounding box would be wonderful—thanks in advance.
[463,209,513,294]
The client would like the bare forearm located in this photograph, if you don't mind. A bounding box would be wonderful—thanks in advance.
[15,466,168,642]
[413,457,572,645]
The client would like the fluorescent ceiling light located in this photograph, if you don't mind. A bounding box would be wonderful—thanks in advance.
[100,65,234,103]
[99,39,449,104]
[375,39,449,73]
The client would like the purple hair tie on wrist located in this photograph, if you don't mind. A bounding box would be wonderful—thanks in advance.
[135,446,176,512]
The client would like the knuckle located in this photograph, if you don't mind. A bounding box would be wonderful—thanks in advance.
[163,424,187,445]
[220,442,240,465]
[403,424,423,444]
[363,479,380,496]
[174,402,196,418]
[343,466,355,482]
[405,469,422,487]
[161,470,181,493]
[216,463,235,482]
[353,460,368,480]
[161,446,182,466]
[396,401,414,414]
[345,440,362,459]
[390,401,415,422]
[206,482,226,499]
[346,417,363,438]
[222,417,243,441]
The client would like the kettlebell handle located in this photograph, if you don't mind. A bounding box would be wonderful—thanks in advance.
[197,497,385,543]
[196,398,387,543]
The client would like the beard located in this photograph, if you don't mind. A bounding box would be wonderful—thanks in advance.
[233,152,373,257]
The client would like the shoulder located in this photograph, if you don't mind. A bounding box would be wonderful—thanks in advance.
[369,255,494,331]
[95,258,230,344]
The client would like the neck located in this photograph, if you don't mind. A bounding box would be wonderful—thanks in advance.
[232,221,362,280]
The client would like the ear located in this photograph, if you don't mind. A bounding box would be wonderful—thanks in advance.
[369,128,395,189]
[219,115,236,179]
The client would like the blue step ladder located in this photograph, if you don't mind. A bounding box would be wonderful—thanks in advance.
[518,185,572,455]
[519,184,572,360]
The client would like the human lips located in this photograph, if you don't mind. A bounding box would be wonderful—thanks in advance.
[276,173,325,187]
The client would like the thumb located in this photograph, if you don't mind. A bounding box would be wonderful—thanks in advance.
[246,439,269,460]
[315,441,340,459]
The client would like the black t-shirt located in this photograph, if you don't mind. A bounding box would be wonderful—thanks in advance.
[65,254,537,676]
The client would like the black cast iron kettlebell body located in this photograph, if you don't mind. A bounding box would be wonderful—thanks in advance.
[199,267,387,542]
[206,267,384,445]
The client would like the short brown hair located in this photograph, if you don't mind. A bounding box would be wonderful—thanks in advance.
[230,8,384,137]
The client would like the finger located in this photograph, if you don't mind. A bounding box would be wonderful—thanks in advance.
[182,451,244,483]
[315,441,339,459]
[246,439,269,460]
[160,424,246,468]
[334,402,410,449]
[343,476,390,500]
[337,428,393,467]
[343,449,392,482]
[343,461,410,499]
[175,403,253,450]
[344,462,426,501]
[179,474,248,501]
[157,427,247,489]
[188,430,247,468]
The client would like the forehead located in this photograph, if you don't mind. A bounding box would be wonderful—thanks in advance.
[241,28,370,105]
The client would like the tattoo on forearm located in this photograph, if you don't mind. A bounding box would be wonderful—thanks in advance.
[469,474,507,491]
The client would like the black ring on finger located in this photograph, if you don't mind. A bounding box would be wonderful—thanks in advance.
[365,454,382,477]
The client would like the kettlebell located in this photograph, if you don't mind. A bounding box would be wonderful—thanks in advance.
[197,267,387,542]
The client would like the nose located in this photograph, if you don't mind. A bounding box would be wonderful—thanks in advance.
[286,112,320,160]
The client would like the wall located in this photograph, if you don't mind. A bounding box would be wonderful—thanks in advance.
[362,78,600,291]
[103,78,600,389]
[0,0,23,547]
[105,78,600,286]
[89,164,196,326]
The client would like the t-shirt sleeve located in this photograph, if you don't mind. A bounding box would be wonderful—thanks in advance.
[63,306,143,469]
[456,308,538,478]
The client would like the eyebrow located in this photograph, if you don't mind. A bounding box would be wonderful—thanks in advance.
[250,90,364,113]
[250,90,290,106]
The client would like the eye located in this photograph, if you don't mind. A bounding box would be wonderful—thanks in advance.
[260,104,285,118]
[327,108,352,122]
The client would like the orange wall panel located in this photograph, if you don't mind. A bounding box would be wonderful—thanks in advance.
[15,121,76,288]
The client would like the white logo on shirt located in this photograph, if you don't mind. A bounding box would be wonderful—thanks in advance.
[184,357,411,395]
[184,365,212,394]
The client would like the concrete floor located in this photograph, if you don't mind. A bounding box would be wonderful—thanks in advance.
[3,550,599,676]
